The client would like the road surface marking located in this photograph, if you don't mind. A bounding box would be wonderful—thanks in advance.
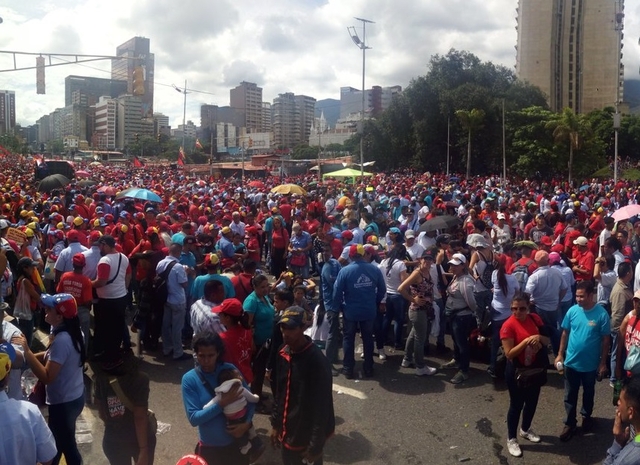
[333,383,368,400]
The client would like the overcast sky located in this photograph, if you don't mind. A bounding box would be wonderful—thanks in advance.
[1,0,639,129]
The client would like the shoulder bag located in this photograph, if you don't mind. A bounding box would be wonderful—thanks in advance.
[109,377,157,435]
[624,316,640,375]
[514,316,549,389]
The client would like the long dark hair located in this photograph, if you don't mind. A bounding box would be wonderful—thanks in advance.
[53,317,86,366]
[386,244,407,275]
[496,255,509,297]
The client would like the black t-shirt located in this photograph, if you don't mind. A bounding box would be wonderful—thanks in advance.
[94,370,150,436]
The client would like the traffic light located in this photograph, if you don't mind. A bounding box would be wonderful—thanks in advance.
[248,137,253,148]
[135,133,139,143]
[132,66,145,96]
[156,133,161,143]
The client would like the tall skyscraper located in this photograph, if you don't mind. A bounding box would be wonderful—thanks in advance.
[516,0,624,113]
[272,93,316,149]
[111,37,155,118]
[93,97,117,150]
[0,90,16,135]
[65,76,127,107]
[230,81,263,133]
[339,85,402,119]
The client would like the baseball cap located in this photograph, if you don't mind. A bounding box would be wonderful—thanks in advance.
[0,342,16,381]
[573,236,588,246]
[204,253,220,267]
[349,244,365,258]
[67,229,83,242]
[24,228,34,238]
[73,217,84,227]
[72,253,86,268]
[98,235,116,248]
[212,298,243,317]
[421,249,436,261]
[405,229,415,239]
[534,250,549,262]
[497,213,506,220]
[341,230,354,241]
[278,306,312,329]
[17,257,39,269]
[540,236,553,246]
[634,290,640,301]
[40,293,78,319]
[221,226,232,235]
[549,252,561,265]
[119,211,131,219]
[448,253,467,266]
[367,235,378,245]
[389,227,402,235]
[183,235,197,245]
[89,230,103,243]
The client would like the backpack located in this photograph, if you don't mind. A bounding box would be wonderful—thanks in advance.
[479,252,497,289]
[151,260,177,305]
[513,258,534,293]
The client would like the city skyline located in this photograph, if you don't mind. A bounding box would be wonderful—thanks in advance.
[1,0,640,128]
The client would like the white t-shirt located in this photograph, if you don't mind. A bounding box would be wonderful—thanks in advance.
[96,252,129,299]
[379,258,407,295]
[406,242,425,261]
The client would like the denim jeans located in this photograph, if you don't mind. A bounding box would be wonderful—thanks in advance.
[489,318,508,372]
[404,309,428,369]
[559,300,572,326]
[435,297,446,346]
[325,311,341,364]
[77,305,91,357]
[505,361,541,439]
[535,307,560,356]
[195,441,250,465]
[563,366,597,427]
[452,313,477,373]
[610,331,619,384]
[343,318,374,374]
[49,394,85,465]
[162,301,186,358]
[382,293,407,348]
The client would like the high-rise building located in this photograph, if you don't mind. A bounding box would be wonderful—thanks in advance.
[273,93,300,149]
[111,37,155,118]
[294,95,317,146]
[230,81,263,133]
[516,0,624,113]
[115,95,153,148]
[0,90,16,135]
[65,76,127,107]
[339,85,402,119]
[261,102,272,133]
[153,113,170,135]
[93,97,118,150]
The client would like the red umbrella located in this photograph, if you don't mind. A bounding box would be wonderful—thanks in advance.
[248,180,265,188]
[75,170,91,179]
[97,186,117,196]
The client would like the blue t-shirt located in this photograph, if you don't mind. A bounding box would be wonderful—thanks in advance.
[243,292,275,346]
[562,303,610,372]
[46,331,85,405]
[191,274,235,301]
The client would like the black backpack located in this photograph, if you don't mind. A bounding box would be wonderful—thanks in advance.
[152,260,177,304]
[479,252,497,289]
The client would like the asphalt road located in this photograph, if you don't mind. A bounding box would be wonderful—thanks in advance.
[75,334,618,465]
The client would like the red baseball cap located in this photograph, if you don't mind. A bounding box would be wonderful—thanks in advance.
[212,298,243,317]
[72,253,86,268]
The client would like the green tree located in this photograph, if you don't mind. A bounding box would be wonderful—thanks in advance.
[545,108,585,184]
[455,108,485,178]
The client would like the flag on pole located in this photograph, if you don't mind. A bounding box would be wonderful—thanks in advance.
[178,146,186,166]
[133,156,144,168]
[195,138,203,150]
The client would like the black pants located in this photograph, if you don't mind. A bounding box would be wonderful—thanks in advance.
[94,296,127,361]
[103,428,156,465]
[505,361,541,439]
[195,442,249,465]
[251,343,270,399]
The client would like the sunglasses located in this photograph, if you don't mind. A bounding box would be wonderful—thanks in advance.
[511,306,528,312]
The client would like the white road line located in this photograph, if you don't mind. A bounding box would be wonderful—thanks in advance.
[332,383,368,400]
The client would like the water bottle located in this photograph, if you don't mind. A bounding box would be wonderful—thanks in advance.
[613,381,623,406]
[555,361,564,375]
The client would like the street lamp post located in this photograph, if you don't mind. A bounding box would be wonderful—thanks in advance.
[348,17,374,179]
[614,3,623,184]
[173,80,188,154]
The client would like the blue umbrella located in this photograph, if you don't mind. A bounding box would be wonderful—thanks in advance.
[115,188,162,203]
[579,184,590,192]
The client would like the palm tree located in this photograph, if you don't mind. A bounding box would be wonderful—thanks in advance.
[455,108,485,178]
[545,107,583,185]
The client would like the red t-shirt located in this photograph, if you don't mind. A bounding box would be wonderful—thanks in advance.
[231,273,254,304]
[220,325,254,383]
[57,271,94,306]
[500,313,544,365]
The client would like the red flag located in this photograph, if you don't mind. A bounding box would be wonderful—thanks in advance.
[195,139,203,150]
[177,157,185,166]
[133,156,144,168]
[178,146,186,166]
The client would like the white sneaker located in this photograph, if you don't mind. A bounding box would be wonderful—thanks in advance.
[441,358,459,369]
[416,365,437,376]
[401,359,412,368]
[519,428,541,443]
[378,347,387,360]
[507,438,522,457]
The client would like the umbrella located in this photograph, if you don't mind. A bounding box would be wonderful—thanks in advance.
[611,205,640,222]
[89,161,103,167]
[418,215,461,233]
[97,186,117,196]
[77,180,97,187]
[115,187,163,203]
[248,180,265,189]
[514,240,539,250]
[579,184,590,192]
[37,174,70,193]
[75,170,91,179]
[271,184,307,195]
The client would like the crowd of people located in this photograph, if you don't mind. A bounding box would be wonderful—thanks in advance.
[2,151,640,463]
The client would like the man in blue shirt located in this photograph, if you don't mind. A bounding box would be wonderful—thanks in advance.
[320,245,341,375]
[156,243,190,361]
[333,244,386,379]
[555,280,610,442]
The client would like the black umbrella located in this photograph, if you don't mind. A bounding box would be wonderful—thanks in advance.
[418,215,461,233]
[37,174,70,193]
[77,179,97,187]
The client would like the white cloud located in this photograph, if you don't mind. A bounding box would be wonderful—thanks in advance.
[0,0,637,129]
